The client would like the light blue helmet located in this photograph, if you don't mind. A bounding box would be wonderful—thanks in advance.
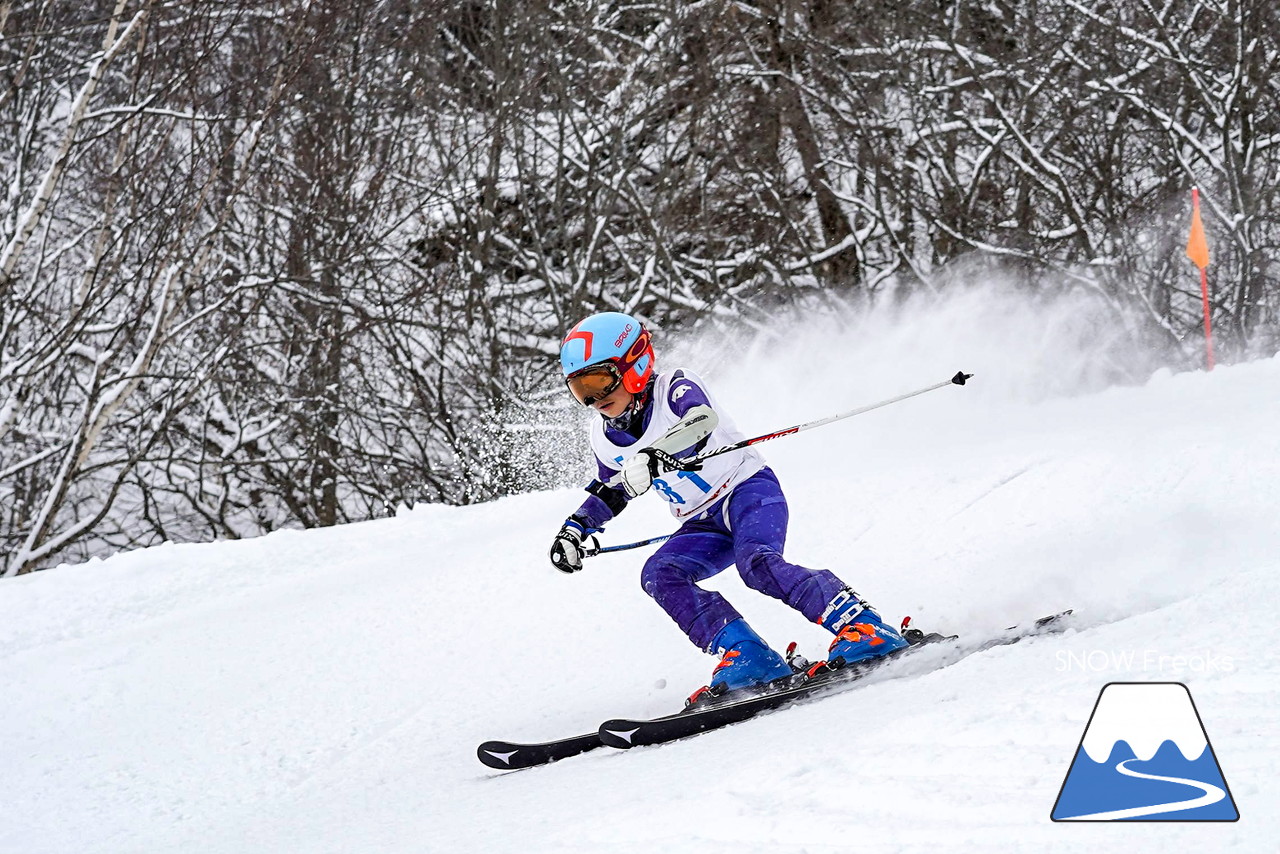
[559,312,655,393]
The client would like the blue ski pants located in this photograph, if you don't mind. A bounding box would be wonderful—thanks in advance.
[640,467,848,651]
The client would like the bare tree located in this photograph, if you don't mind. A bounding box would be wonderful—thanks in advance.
[3,0,1278,575]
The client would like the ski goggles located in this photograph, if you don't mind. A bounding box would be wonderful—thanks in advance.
[566,362,623,407]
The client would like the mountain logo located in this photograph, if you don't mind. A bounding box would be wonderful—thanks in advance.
[1051,682,1238,821]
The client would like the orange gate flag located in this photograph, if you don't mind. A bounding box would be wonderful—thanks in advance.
[1186,188,1214,370]
[1186,189,1210,269]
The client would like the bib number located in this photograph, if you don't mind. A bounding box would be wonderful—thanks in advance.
[651,469,712,505]
[651,478,684,503]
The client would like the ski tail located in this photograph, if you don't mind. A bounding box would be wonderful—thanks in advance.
[477,732,603,770]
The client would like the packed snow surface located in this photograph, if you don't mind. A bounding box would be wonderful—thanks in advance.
[4,302,1277,853]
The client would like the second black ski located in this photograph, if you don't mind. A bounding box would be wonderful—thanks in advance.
[598,611,1072,750]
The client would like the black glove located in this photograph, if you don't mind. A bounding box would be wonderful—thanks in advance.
[549,520,591,573]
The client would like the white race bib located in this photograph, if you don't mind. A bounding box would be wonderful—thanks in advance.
[591,369,764,519]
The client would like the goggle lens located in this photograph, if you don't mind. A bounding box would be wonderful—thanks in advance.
[566,365,622,406]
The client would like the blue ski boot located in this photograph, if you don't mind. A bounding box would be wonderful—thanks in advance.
[687,619,792,706]
[817,588,908,668]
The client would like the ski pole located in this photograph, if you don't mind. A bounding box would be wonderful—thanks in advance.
[587,371,973,558]
[581,533,672,559]
[639,370,973,475]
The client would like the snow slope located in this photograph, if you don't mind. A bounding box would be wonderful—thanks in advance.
[4,301,1278,854]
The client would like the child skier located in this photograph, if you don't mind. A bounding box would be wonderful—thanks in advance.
[549,311,908,698]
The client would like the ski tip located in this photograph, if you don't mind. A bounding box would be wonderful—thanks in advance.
[951,371,974,386]
[1036,608,1074,626]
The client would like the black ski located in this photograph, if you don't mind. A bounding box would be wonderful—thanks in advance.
[597,611,1072,751]
[477,731,606,770]
[477,611,1072,769]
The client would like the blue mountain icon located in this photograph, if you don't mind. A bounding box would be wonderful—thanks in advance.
[1052,683,1238,821]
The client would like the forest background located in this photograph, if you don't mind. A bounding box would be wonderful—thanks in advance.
[2,0,1276,575]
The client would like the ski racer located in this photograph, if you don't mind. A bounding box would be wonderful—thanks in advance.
[549,311,908,700]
